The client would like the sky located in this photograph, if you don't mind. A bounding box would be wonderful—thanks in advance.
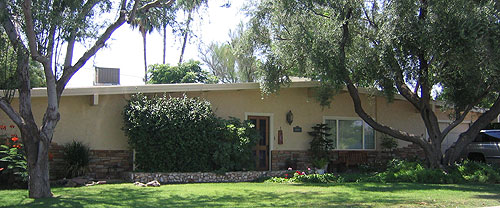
[67,1,248,87]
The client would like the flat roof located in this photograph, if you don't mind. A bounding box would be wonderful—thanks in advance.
[21,81,466,111]
[29,81,319,97]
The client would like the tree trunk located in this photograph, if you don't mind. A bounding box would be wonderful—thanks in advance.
[142,29,148,83]
[26,141,52,198]
[21,125,52,198]
[179,11,192,64]
[162,23,167,65]
[443,95,500,165]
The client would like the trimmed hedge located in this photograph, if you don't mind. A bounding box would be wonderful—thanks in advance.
[122,94,258,172]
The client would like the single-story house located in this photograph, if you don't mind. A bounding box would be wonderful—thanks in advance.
[0,81,479,179]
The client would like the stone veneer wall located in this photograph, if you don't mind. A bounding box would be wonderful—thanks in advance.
[127,170,289,184]
[271,144,425,171]
[49,142,133,179]
[48,143,423,179]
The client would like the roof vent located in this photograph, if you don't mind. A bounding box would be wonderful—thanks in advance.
[94,67,120,86]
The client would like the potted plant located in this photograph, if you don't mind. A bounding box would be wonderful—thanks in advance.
[308,123,334,174]
[312,158,329,174]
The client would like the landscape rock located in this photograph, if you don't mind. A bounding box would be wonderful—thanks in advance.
[146,180,161,187]
[134,182,146,187]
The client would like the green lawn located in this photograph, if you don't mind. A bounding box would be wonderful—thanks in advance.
[0,182,499,207]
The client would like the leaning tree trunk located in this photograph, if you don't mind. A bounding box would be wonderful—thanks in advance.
[162,23,167,65]
[178,11,192,64]
[141,29,148,83]
[443,96,500,165]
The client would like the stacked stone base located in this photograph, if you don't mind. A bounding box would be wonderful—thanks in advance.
[128,171,288,184]
[49,143,132,179]
[47,142,424,180]
[271,144,425,170]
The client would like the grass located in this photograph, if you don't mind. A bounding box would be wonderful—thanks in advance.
[0,182,499,207]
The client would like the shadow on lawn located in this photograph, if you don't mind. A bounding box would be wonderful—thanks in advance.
[2,184,406,207]
[292,182,500,193]
[292,182,500,204]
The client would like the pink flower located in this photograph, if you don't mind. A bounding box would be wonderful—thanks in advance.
[288,167,292,171]
[302,172,306,175]
[0,168,4,171]
[307,167,311,171]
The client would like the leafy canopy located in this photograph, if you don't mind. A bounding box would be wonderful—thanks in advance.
[248,0,500,109]
[147,60,218,84]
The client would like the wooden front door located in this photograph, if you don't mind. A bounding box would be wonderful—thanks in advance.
[249,116,270,171]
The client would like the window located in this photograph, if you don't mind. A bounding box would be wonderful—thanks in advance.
[324,117,375,150]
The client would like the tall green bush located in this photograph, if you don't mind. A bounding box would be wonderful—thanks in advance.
[63,141,91,178]
[122,94,258,172]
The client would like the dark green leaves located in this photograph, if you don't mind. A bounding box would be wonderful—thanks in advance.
[122,94,258,172]
[147,60,218,84]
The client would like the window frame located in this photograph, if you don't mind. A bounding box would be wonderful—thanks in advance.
[323,116,376,151]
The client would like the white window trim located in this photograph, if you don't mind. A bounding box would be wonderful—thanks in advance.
[323,116,376,151]
[245,112,274,171]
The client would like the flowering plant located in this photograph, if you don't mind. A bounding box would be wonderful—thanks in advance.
[0,124,28,184]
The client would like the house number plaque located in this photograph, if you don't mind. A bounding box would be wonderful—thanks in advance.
[293,126,302,132]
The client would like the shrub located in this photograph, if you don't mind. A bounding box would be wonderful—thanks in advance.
[63,141,91,178]
[454,160,500,183]
[265,159,500,184]
[377,159,446,183]
[358,160,388,173]
[122,94,258,172]
[265,173,341,184]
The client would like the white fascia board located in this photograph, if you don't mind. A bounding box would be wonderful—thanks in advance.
[27,81,321,98]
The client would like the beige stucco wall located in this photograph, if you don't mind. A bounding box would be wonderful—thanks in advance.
[0,84,477,152]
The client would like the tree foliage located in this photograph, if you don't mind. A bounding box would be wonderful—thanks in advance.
[199,23,259,83]
[248,0,500,168]
[147,60,218,84]
[0,31,45,94]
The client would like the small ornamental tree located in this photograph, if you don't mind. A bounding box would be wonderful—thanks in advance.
[122,94,258,172]
[308,124,334,168]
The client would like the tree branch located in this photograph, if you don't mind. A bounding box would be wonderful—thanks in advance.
[0,99,23,127]
[127,0,141,23]
[0,1,26,52]
[63,32,77,69]
[394,67,422,110]
[362,4,378,29]
[441,105,472,139]
[57,0,174,97]
[21,0,49,65]
[56,11,128,96]
[444,94,500,164]
[338,6,428,149]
